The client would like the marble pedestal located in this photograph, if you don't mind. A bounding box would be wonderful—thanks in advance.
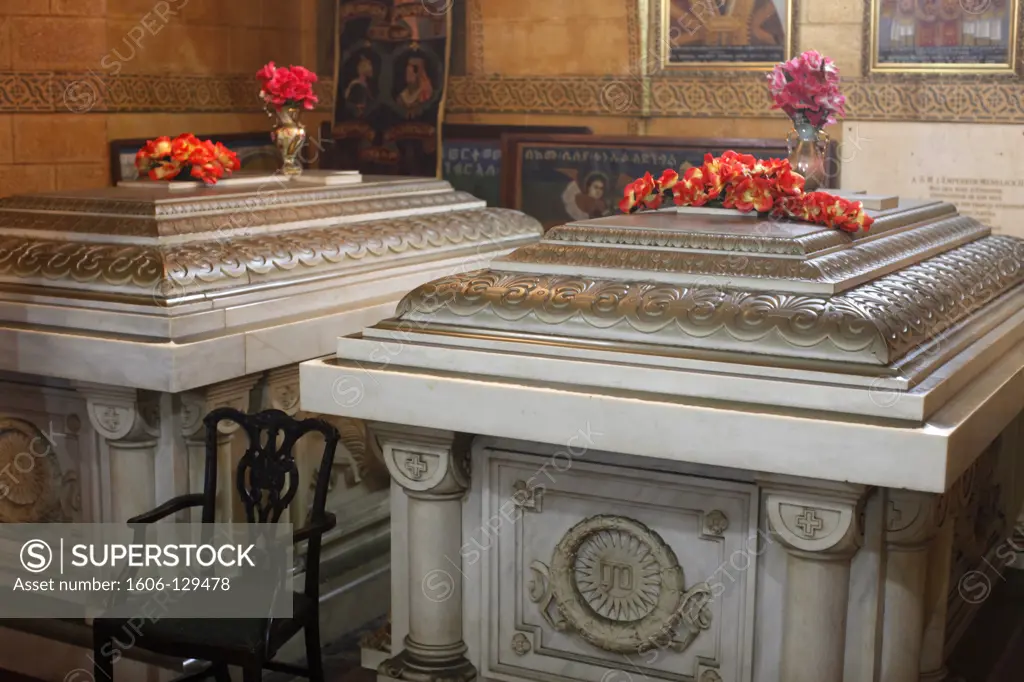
[301,198,1024,682]
[0,173,541,682]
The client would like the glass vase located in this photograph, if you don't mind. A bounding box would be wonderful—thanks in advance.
[271,104,307,177]
[786,115,829,192]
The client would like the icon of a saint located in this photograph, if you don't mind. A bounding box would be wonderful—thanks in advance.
[396,57,434,118]
[559,170,611,221]
[344,54,375,117]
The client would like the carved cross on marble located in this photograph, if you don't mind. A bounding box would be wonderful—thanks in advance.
[403,454,428,480]
[795,508,824,538]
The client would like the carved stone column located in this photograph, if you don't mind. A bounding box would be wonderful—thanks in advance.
[182,376,261,522]
[917,503,953,682]
[375,424,475,682]
[880,491,943,682]
[764,483,867,682]
[76,383,159,523]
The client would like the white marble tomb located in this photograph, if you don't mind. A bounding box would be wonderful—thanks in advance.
[0,172,542,682]
[301,198,1024,682]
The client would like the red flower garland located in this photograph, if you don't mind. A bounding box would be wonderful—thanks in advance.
[134,133,241,185]
[620,151,873,233]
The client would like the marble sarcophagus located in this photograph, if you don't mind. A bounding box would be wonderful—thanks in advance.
[300,198,1024,682]
[0,172,541,681]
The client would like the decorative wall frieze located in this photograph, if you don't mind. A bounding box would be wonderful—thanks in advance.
[446,74,1024,124]
[0,72,335,114]
[6,70,1022,123]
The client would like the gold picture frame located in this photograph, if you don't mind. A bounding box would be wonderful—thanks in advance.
[869,0,1021,74]
[649,0,795,72]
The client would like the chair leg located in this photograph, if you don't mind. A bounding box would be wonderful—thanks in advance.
[304,613,324,682]
[242,666,262,682]
[212,663,232,682]
[92,625,114,682]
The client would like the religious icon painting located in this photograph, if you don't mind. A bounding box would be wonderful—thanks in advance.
[649,0,795,71]
[501,135,837,230]
[332,0,451,177]
[870,0,1020,72]
[441,125,592,208]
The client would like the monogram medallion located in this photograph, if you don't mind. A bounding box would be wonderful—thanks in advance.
[528,515,712,654]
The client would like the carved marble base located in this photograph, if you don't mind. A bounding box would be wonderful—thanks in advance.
[378,649,476,682]
[362,618,392,670]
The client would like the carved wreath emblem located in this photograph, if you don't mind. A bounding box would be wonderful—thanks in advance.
[528,515,712,654]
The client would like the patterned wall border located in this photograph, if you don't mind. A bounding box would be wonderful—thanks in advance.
[0,72,335,114]
[2,70,1020,124]
[445,73,1024,123]
[467,0,486,75]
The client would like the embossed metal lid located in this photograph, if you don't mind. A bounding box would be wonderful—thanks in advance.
[384,199,1024,370]
[0,175,540,303]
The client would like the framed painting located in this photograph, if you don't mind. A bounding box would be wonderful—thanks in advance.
[110,132,283,184]
[869,0,1020,73]
[442,124,592,207]
[502,134,838,229]
[650,0,795,71]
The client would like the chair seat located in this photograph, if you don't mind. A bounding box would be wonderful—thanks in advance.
[95,592,314,662]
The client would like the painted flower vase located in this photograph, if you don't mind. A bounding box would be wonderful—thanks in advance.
[271,104,307,177]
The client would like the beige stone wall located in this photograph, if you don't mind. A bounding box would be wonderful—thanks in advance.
[0,0,330,196]
[446,0,1024,237]
[447,0,864,141]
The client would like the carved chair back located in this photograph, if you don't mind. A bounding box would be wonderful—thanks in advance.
[200,407,339,593]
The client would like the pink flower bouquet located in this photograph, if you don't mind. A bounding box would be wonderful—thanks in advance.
[767,50,846,130]
[257,62,319,111]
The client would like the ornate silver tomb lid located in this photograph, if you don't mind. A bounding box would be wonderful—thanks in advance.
[0,174,542,347]
[386,199,1024,373]
[0,175,538,301]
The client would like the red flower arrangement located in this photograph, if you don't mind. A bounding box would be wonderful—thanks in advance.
[256,61,318,110]
[620,151,873,233]
[134,133,241,185]
[767,50,846,129]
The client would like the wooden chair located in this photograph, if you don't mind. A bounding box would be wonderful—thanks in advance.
[93,407,339,682]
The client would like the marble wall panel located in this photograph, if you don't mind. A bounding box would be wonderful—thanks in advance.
[840,121,1024,239]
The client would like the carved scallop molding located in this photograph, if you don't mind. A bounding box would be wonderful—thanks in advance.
[395,234,1024,366]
